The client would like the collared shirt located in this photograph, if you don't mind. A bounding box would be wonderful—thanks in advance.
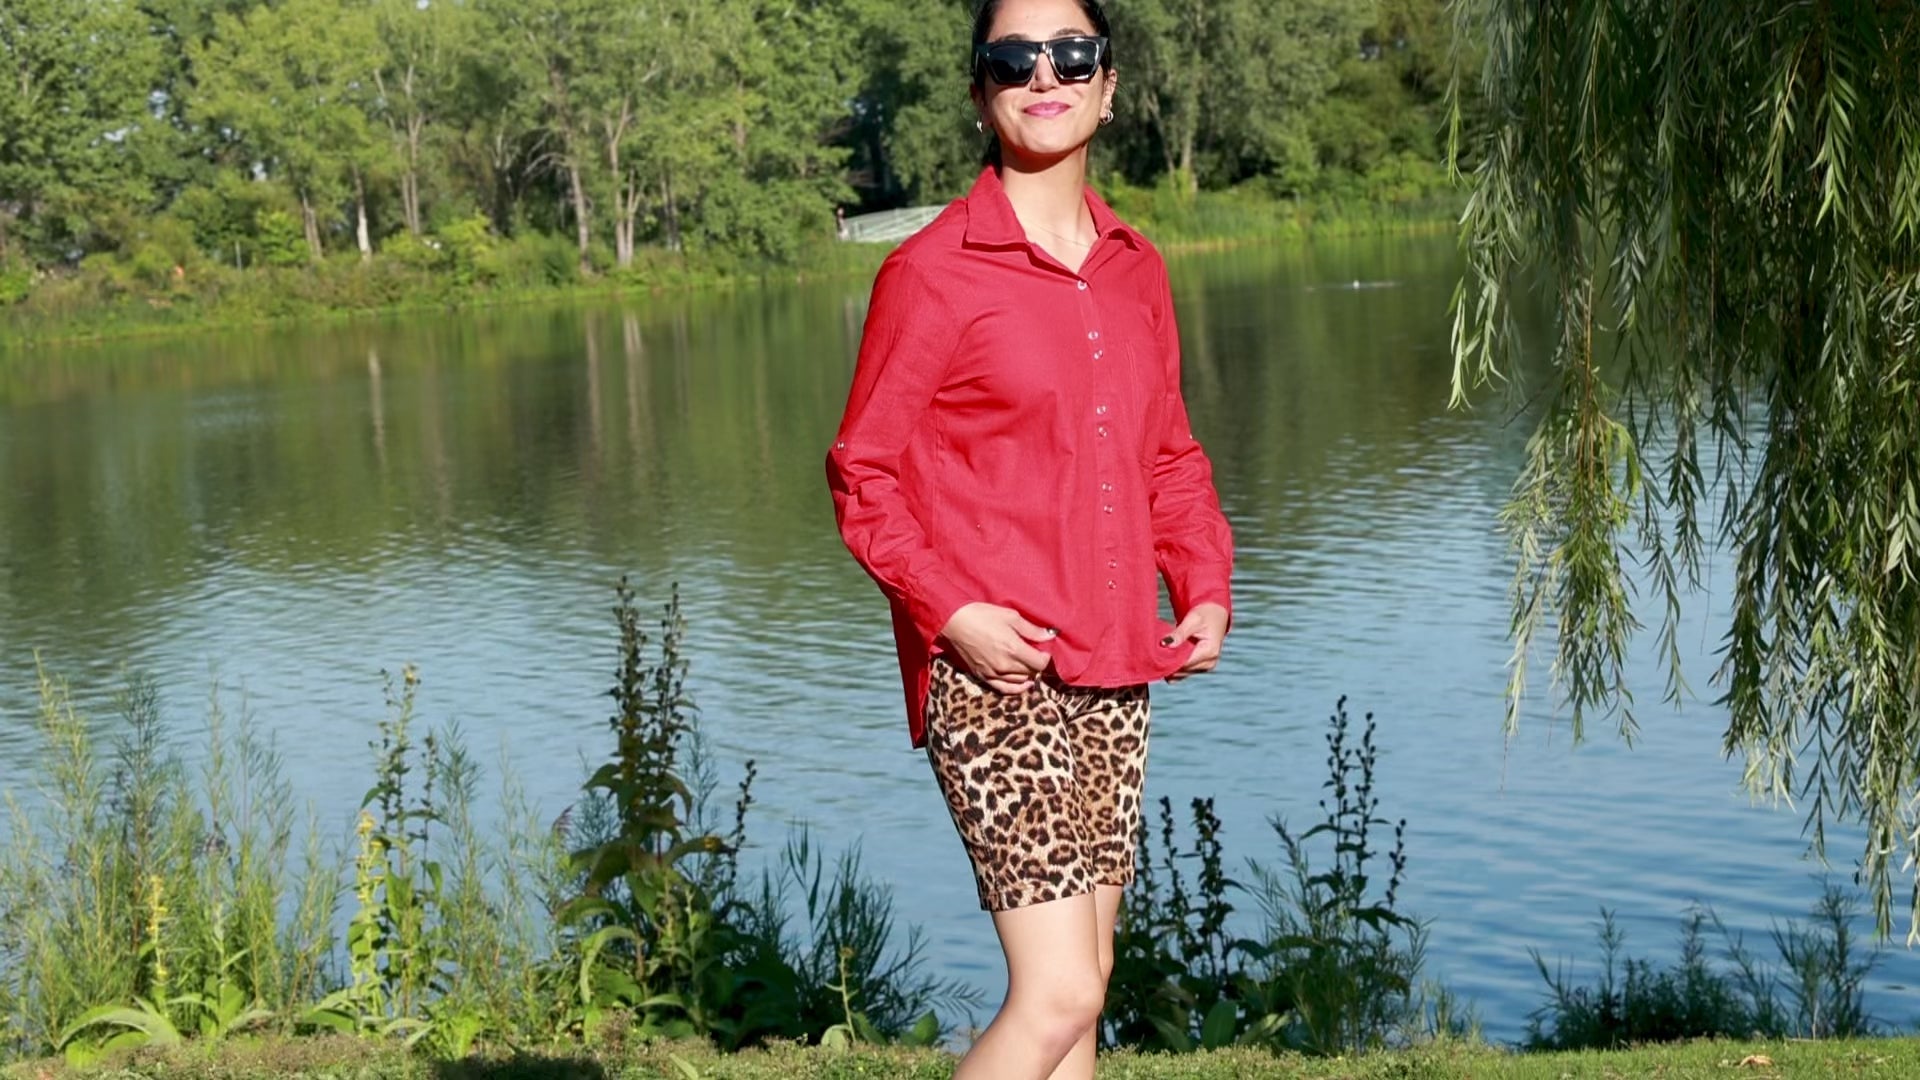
[826,166,1234,748]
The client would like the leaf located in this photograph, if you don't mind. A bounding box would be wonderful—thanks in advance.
[58,1001,182,1050]
[1200,998,1239,1048]
[1147,1014,1194,1052]
[904,1010,941,1047]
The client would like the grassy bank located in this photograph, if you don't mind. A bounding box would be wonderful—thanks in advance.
[6,1035,1920,1079]
[0,186,1459,350]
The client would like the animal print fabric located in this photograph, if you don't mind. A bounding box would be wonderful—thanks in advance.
[923,655,1152,911]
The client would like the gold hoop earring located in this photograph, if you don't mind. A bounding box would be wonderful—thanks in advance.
[1099,111,1114,126]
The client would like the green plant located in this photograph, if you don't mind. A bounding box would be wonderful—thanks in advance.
[551,580,775,1046]
[253,210,308,268]
[1245,698,1424,1055]
[306,667,448,1042]
[1107,698,1434,1056]
[1,664,332,1063]
[1106,796,1251,1052]
[1527,884,1881,1051]
[735,829,972,1048]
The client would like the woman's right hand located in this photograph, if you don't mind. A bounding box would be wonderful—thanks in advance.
[940,603,1055,694]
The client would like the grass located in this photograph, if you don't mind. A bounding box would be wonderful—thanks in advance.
[6,1035,1920,1079]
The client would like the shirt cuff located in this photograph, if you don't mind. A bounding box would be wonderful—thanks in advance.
[907,569,975,645]
[1170,570,1234,627]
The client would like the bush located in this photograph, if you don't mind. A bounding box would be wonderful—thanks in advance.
[1526,886,1882,1050]
[253,211,308,269]
[0,584,960,1068]
[1107,698,1450,1055]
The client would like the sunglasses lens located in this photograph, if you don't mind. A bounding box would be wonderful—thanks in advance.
[983,44,1038,85]
[1051,38,1102,80]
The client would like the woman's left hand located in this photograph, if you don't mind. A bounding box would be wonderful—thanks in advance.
[1163,602,1229,682]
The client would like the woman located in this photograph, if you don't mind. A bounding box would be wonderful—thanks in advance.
[825,1,1233,1075]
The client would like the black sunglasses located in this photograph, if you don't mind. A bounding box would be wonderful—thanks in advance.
[973,35,1109,87]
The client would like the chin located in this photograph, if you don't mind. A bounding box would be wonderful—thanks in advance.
[1002,132,1095,165]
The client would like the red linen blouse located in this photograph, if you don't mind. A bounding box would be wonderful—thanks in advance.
[826,166,1234,748]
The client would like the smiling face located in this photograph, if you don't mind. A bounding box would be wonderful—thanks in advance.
[972,0,1117,169]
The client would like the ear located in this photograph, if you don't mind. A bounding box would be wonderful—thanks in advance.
[1102,67,1119,118]
[970,81,988,128]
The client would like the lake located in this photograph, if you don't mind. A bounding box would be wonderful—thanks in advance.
[3,236,1912,1042]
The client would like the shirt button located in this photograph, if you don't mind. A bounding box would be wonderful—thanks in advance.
[1100,482,1113,492]
[1095,405,1108,415]
[1108,559,1118,569]
[1077,280,1088,291]
[1103,504,1114,514]
[1088,330,1100,341]
[1097,426,1108,437]
[1092,349,1104,360]
[1107,580,1117,590]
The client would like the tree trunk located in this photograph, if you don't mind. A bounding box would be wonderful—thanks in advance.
[605,105,636,269]
[354,169,372,262]
[299,192,323,262]
[662,169,681,253]
[569,161,592,276]
[1178,126,1198,196]
[404,118,424,237]
[615,207,633,269]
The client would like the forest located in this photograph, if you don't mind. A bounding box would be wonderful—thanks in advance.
[0,0,1454,308]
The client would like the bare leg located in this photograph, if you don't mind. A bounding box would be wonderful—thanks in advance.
[953,890,1107,1080]
[1044,883,1123,1080]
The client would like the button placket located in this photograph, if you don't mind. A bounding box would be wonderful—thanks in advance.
[1075,272,1125,608]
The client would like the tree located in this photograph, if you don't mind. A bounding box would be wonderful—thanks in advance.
[372,0,469,238]
[1110,0,1369,194]
[191,0,385,261]
[480,0,612,275]
[0,0,165,259]
[1448,2,1920,936]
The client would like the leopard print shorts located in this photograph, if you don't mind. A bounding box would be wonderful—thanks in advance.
[923,655,1152,911]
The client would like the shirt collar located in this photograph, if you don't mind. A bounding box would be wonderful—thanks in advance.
[962,165,1144,252]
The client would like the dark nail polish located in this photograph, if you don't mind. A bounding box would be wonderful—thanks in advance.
[1160,636,1175,647]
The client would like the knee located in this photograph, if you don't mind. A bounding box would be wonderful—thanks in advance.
[1015,969,1107,1047]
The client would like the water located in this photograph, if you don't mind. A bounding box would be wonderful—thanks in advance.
[3,236,1912,1041]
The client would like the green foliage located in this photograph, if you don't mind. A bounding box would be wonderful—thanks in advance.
[1107,699,1442,1056]
[1,0,1457,325]
[0,258,33,306]
[1246,700,1427,1055]
[1527,887,1881,1050]
[304,667,448,1040]
[1447,0,1920,938]
[254,211,310,271]
[734,830,976,1047]
[0,585,955,1066]
[0,665,334,1063]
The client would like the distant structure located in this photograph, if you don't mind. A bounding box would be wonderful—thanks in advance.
[838,205,945,244]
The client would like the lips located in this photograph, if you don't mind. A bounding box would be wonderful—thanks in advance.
[1024,102,1071,118]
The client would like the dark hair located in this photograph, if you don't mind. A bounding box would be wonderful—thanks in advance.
[971,0,1114,88]
[971,0,1115,166]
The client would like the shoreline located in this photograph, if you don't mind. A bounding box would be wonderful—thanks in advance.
[1,209,1459,352]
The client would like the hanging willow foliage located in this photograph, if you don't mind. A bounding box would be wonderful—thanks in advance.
[1447,1,1920,936]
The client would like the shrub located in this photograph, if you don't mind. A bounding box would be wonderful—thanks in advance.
[1107,698,1446,1055]
[1526,886,1881,1050]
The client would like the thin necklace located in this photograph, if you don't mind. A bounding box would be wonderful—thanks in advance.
[1025,220,1097,248]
